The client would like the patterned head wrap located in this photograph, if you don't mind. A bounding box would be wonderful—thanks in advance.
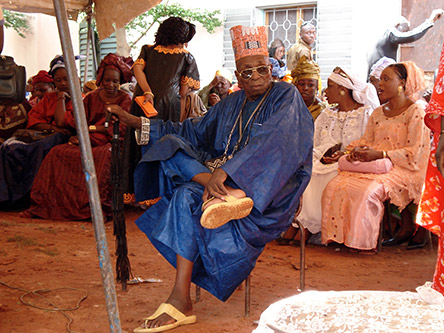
[291,56,320,84]
[95,53,132,87]
[401,61,427,101]
[32,70,54,86]
[329,67,380,109]
[369,57,396,80]
[230,25,268,62]
[424,41,444,132]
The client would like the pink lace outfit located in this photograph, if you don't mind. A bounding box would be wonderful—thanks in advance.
[321,103,430,250]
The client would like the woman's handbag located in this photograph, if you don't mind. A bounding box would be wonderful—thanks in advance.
[338,155,393,174]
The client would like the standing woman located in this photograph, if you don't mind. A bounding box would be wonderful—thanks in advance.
[124,16,200,204]
[0,56,72,207]
[322,63,430,252]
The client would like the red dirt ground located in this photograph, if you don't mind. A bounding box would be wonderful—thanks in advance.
[0,209,437,332]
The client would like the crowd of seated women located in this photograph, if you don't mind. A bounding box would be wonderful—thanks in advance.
[276,53,432,253]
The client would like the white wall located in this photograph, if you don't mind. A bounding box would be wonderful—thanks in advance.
[3,13,79,80]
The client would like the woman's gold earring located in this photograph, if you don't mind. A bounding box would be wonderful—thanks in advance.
[340,90,345,96]
[398,86,403,96]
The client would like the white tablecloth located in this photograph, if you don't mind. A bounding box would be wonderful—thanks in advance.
[253,283,444,332]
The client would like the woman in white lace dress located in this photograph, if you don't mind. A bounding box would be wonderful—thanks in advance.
[281,67,379,244]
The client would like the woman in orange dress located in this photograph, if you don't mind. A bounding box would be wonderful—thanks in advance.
[417,41,444,294]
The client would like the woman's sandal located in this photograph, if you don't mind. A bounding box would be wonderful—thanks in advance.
[200,194,254,229]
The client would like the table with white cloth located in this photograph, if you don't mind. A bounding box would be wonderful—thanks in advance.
[253,283,444,333]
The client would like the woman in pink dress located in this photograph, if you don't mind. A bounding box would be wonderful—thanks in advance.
[321,63,430,252]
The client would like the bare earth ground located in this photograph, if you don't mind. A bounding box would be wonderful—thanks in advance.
[0,208,437,333]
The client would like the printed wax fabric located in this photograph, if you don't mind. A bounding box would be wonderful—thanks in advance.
[417,40,444,295]
[123,44,200,200]
[322,104,430,250]
[27,89,131,220]
[134,82,313,301]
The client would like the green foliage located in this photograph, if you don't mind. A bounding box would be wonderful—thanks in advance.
[126,2,222,47]
[4,10,30,38]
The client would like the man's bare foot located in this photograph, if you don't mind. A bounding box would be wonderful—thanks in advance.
[142,295,193,329]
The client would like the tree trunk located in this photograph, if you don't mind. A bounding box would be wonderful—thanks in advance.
[115,27,131,57]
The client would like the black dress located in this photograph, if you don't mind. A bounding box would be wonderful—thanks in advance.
[123,45,200,202]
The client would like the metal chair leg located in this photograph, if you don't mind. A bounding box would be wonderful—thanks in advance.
[195,285,201,302]
[295,219,305,291]
[244,275,250,317]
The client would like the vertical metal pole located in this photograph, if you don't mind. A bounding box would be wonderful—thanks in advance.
[52,1,121,332]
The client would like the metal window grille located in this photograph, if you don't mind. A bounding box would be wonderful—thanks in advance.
[264,6,318,60]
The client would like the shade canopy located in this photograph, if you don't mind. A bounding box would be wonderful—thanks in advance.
[0,0,162,40]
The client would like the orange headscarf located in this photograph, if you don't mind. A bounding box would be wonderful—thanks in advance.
[402,61,426,101]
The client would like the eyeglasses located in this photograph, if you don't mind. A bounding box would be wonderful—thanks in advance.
[333,66,354,85]
[238,65,271,80]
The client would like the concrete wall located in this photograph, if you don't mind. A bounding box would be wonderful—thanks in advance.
[2,13,79,81]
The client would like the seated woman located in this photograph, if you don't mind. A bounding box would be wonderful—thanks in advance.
[291,56,326,120]
[279,66,379,245]
[321,63,430,252]
[29,70,55,107]
[26,53,132,220]
[268,38,287,81]
[0,56,72,208]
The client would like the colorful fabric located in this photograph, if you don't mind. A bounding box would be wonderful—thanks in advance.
[322,103,430,250]
[27,89,131,220]
[31,70,53,86]
[329,70,380,109]
[291,55,320,83]
[417,41,444,295]
[26,92,73,129]
[95,53,132,86]
[230,26,268,62]
[134,82,313,301]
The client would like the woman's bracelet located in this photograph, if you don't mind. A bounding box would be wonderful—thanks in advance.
[382,150,387,159]
[143,91,154,98]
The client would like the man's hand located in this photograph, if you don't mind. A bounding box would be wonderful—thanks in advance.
[203,168,229,201]
[68,135,79,145]
[57,91,70,100]
[107,105,141,129]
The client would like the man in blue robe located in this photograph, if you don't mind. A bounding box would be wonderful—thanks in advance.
[109,25,313,332]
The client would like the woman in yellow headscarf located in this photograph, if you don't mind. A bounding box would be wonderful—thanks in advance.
[291,55,325,119]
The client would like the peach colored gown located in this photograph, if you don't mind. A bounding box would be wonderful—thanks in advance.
[321,103,430,250]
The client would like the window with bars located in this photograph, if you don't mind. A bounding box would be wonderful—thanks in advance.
[264,5,318,60]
